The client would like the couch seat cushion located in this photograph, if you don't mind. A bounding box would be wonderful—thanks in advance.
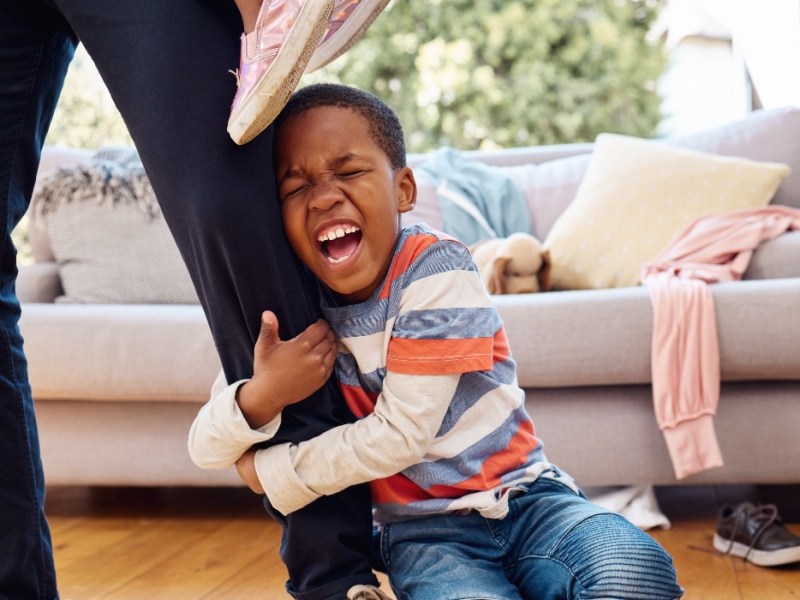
[20,304,220,402]
[496,278,800,388]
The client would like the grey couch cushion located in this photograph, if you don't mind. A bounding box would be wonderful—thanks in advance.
[20,304,220,402]
[497,278,800,388]
[744,230,800,280]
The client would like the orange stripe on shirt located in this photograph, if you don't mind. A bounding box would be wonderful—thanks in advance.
[425,420,540,496]
[493,327,511,363]
[370,473,435,505]
[372,422,540,505]
[387,337,493,375]
[370,473,473,505]
[377,232,439,301]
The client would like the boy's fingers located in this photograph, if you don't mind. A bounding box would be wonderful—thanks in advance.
[324,342,337,369]
[255,310,281,352]
[301,319,332,345]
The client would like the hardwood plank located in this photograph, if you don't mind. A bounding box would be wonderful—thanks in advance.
[57,517,228,599]
[732,524,800,600]
[49,487,261,599]
[198,546,294,600]
[106,518,281,600]
[652,485,800,600]
[650,524,742,600]
[46,485,800,600]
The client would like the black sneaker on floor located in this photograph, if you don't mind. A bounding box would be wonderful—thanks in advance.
[713,502,800,566]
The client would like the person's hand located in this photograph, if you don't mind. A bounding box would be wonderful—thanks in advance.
[251,309,336,405]
[235,449,264,494]
[237,310,336,427]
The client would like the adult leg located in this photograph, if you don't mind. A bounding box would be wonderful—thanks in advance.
[506,477,685,600]
[48,1,377,598]
[0,2,75,598]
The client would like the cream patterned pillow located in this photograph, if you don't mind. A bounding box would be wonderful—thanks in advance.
[31,150,198,304]
[543,134,791,290]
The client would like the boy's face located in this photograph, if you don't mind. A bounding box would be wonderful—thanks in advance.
[275,106,416,304]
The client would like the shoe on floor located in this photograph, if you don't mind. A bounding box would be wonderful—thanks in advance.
[228,0,335,145]
[306,0,390,72]
[346,584,393,600]
[713,502,800,566]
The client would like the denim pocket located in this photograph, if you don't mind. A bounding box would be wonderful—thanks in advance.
[536,469,585,499]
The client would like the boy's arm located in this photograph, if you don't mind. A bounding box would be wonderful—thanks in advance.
[187,369,281,469]
[188,310,336,470]
[255,371,460,514]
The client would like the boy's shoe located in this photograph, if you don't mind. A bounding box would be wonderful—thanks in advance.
[713,502,800,566]
[346,584,393,600]
[228,0,335,145]
[305,0,390,72]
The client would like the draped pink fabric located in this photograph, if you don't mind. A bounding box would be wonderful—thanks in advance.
[641,205,800,479]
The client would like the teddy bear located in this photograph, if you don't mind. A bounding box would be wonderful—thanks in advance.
[469,232,550,294]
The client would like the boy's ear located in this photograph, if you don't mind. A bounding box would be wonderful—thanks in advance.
[396,166,417,214]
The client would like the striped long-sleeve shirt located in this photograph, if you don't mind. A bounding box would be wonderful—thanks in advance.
[256,224,548,522]
[189,224,551,523]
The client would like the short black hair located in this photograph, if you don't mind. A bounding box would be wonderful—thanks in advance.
[275,83,407,169]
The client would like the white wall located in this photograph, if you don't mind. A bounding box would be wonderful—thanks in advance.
[655,0,800,137]
[657,36,749,136]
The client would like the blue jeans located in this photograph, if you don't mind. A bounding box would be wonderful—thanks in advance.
[380,475,684,600]
[2,2,374,598]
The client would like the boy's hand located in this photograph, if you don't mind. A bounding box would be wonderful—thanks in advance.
[253,310,336,403]
[237,311,336,428]
[235,449,264,494]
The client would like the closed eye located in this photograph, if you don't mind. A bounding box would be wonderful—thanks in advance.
[339,169,366,179]
[280,184,308,202]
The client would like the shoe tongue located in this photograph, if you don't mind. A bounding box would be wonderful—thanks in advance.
[327,232,360,260]
[741,502,760,514]
[243,31,259,59]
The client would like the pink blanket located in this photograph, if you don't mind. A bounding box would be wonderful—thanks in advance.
[641,205,800,479]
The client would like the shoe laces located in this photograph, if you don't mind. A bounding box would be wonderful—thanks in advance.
[228,68,241,87]
[722,503,780,561]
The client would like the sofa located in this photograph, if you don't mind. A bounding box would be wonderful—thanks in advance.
[20,106,800,489]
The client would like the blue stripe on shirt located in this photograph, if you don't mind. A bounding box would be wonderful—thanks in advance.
[394,307,495,340]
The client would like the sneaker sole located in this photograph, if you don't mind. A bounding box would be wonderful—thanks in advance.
[306,0,391,72]
[713,533,800,566]
[228,0,335,145]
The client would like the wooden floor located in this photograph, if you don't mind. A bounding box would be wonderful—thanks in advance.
[46,484,800,600]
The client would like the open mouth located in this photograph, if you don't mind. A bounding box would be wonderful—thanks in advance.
[317,224,363,264]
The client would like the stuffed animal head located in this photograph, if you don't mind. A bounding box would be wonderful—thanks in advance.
[470,232,550,294]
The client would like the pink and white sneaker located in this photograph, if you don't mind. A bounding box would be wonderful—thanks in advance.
[305,0,390,72]
[346,584,393,600]
[228,0,335,145]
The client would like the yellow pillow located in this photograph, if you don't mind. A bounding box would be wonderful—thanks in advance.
[543,134,791,290]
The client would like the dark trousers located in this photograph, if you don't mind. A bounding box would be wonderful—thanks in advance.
[1,1,375,598]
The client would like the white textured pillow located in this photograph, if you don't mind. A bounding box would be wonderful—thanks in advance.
[543,134,791,290]
[32,157,198,304]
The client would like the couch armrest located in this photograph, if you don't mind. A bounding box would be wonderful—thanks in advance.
[744,230,800,280]
[17,262,62,303]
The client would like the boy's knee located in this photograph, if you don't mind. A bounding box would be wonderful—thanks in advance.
[566,514,684,599]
